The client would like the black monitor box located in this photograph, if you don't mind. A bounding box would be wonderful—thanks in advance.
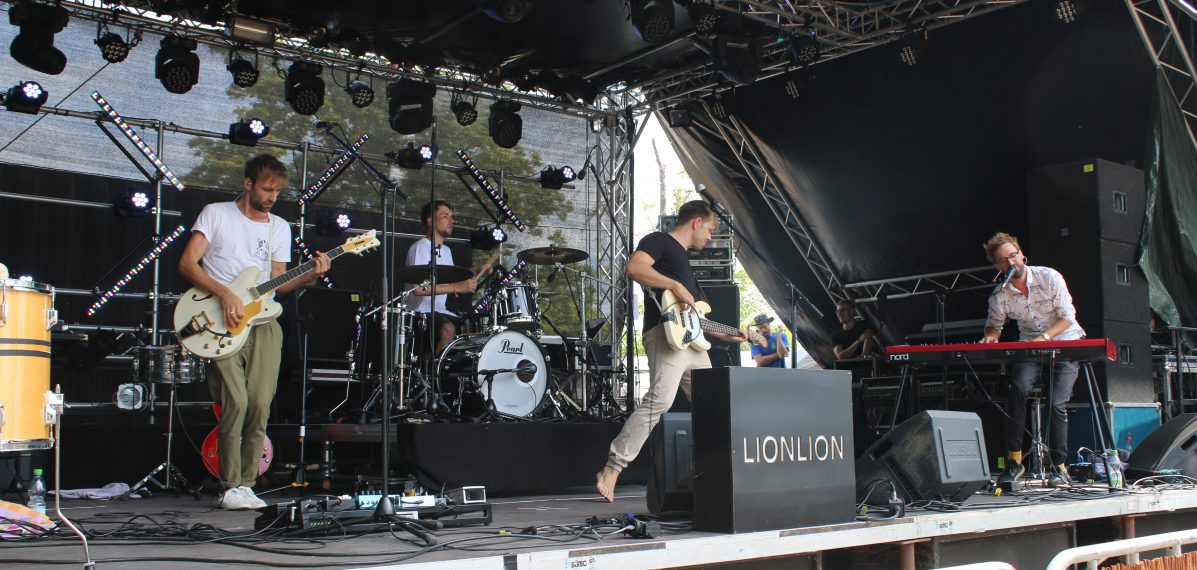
[855,410,991,505]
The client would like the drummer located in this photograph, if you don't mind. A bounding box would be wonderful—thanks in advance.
[405,200,496,354]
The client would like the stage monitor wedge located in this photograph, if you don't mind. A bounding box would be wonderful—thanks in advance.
[1126,413,1197,480]
[855,410,990,505]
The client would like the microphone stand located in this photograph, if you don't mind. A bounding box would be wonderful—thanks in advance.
[555,264,619,416]
[701,195,823,369]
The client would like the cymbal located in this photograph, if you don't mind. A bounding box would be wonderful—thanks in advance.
[517,246,588,265]
[396,264,472,284]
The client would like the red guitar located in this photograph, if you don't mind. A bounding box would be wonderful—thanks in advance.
[200,404,273,479]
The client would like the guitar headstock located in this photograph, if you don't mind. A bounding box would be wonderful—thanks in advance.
[344,230,380,255]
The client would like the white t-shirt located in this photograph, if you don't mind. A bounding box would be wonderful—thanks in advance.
[405,237,455,315]
[192,201,292,287]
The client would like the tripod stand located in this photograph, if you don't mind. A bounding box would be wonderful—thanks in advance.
[126,377,197,498]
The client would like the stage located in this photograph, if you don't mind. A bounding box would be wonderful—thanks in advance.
[5,481,1197,569]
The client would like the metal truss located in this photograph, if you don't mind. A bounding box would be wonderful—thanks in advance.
[592,109,634,361]
[1125,0,1197,153]
[844,266,997,303]
[639,0,1030,108]
[701,101,845,306]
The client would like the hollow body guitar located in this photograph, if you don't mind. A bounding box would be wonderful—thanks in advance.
[659,289,760,351]
[174,230,379,360]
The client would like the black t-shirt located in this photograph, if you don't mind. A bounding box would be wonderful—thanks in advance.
[832,320,874,357]
[637,231,702,334]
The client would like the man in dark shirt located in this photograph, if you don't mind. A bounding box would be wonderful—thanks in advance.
[833,299,876,359]
[596,200,747,502]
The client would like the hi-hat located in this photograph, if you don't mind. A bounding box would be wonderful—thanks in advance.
[396,264,472,284]
[517,246,588,265]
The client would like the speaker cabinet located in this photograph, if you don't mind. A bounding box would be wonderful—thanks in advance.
[646,412,694,513]
[855,410,991,505]
[1126,413,1197,479]
[1036,240,1148,325]
[702,284,741,367]
[1027,158,1145,246]
[1079,320,1154,403]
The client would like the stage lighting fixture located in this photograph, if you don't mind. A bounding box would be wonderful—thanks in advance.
[155,35,200,94]
[346,79,375,108]
[687,2,719,37]
[227,55,259,88]
[96,31,131,64]
[538,165,575,190]
[897,32,928,67]
[337,28,370,57]
[9,0,69,75]
[480,64,504,87]
[630,0,675,44]
[285,61,325,115]
[451,92,478,126]
[709,94,728,120]
[559,76,601,105]
[509,69,536,91]
[790,32,820,66]
[480,0,532,23]
[1055,0,1088,24]
[537,69,565,97]
[386,78,436,134]
[470,223,508,250]
[4,81,48,114]
[713,35,762,84]
[228,118,269,146]
[113,187,153,217]
[488,100,523,149]
[227,14,276,45]
[390,142,436,169]
[115,383,148,411]
[666,107,692,128]
[316,209,353,236]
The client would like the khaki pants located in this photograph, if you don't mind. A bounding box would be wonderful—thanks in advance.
[606,324,711,471]
[207,321,282,489]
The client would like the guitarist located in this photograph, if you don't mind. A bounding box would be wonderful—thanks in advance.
[596,200,747,502]
[179,154,331,510]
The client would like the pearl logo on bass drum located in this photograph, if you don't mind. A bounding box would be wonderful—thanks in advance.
[499,339,525,354]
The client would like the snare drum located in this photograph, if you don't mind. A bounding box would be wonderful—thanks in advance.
[134,344,206,384]
[436,329,548,418]
[496,281,539,331]
[0,279,57,451]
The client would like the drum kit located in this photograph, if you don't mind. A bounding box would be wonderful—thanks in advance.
[362,245,619,422]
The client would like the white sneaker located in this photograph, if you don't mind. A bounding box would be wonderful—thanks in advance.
[238,486,267,509]
[218,487,256,510]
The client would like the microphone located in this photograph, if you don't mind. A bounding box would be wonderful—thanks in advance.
[992,266,1016,296]
[696,184,728,216]
[576,144,598,180]
[517,361,538,376]
[314,120,338,130]
[547,263,562,283]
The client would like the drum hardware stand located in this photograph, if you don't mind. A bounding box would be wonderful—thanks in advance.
[48,385,96,569]
[125,374,198,499]
[2,453,30,504]
[475,366,532,423]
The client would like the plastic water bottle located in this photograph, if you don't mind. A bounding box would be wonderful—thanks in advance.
[27,468,47,515]
[1108,450,1125,491]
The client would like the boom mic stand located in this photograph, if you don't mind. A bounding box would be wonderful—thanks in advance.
[553,264,623,418]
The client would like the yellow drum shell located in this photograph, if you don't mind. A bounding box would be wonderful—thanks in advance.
[0,279,55,451]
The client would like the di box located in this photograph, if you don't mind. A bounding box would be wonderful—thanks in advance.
[691,367,855,533]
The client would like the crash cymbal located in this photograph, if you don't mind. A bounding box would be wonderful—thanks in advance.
[396,264,473,284]
[517,246,588,265]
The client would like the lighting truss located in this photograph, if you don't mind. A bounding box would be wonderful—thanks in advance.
[296,133,370,205]
[1125,0,1197,154]
[87,225,186,316]
[294,235,334,288]
[91,90,185,191]
[456,149,527,232]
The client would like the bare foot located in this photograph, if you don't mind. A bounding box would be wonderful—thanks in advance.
[596,466,620,502]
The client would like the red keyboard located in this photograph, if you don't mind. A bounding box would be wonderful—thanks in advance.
[885,338,1116,365]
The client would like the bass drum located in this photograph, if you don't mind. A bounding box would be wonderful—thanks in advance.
[437,330,547,418]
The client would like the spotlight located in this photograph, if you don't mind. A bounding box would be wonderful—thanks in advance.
[389,142,436,170]
[285,61,325,115]
[538,165,576,190]
[784,78,801,99]
[790,32,820,66]
[336,28,370,57]
[630,0,675,44]
[480,64,504,87]
[1054,0,1088,24]
[897,32,928,67]
[115,383,148,411]
[470,223,508,250]
[687,2,719,37]
[709,93,729,120]
[346,79,375,108]
[558,76,601,105]
[9,0,70,75]
[4,81,48,115]
[666,107,691,128]
[155,36,200,94]
[386,79,436,134]
[96,31,130,64]
[228,118,269,147]
[488,100,523,148]
[227,56,259,88]
[480,0,532,23]
[509,69,536,91]
[713,35,762,84]
[451,92,478,126]
[113,187,153,217]
[537,69,565,97]
[316,210,353,236]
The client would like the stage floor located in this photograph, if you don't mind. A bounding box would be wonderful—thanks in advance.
[5,482,1197,569]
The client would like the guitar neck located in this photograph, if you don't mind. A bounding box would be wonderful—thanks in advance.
[251,243,348,298]
[699,317,740,337]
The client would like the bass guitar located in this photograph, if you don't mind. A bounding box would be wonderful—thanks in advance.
[659,289,760,351]
[175,230,379,360]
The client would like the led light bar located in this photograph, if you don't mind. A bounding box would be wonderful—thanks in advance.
[88,225,186,316]
[90,91,185,191]
[293,236,334,288]
[456,149,526,232]
[471,262,528,315]
[297,133,371,206]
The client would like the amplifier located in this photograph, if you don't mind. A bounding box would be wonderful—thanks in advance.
[693,265,733,282]
[660,214,732,235]
[689,244,733,261]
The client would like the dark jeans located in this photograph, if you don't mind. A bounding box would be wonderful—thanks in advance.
[1005,359,1080,465]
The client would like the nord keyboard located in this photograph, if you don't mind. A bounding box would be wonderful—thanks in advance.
[885,338,1115,365]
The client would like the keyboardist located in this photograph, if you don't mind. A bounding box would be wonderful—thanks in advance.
[981,232,1085,488]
